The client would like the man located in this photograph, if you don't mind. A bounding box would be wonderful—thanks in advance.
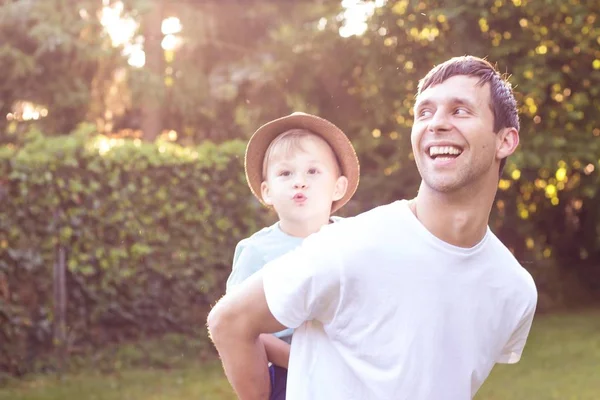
[207,56,538,400]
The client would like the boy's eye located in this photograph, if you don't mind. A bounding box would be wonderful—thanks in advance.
[278,170,291,177]
[308,168,318,175]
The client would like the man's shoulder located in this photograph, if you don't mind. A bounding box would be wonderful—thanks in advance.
[330,201,406,230]
[486,233,538,299]
[310,201,407,253]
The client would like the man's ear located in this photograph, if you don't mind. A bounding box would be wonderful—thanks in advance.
[496,127,519,160]
[332,176,349,202]
[260,181,273,205]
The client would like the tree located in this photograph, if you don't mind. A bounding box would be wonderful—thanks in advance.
[216,0,600,281]
[139,0,164,141]
[0,0,119,138]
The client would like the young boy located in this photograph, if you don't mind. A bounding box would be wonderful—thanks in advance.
[225,112,360,399]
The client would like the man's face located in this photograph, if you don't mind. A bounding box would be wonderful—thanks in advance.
[411,75,515,193]
[261,136,346,224]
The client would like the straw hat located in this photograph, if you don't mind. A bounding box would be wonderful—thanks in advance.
[244,112,360,213]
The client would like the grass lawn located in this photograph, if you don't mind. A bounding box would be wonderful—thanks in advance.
[1,309,599,400]
[476,309,600,400]
[0,361,236,400]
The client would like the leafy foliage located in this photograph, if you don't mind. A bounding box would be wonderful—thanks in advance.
[0,128,268,375]
[0,0,119,136]
[1,0,599,377]
[232,0,600,271]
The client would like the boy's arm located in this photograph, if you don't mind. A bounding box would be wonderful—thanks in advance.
[260,334,291,369]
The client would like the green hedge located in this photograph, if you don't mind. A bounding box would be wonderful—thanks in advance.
[0,128,270,376]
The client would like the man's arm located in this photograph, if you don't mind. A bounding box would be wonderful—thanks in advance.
[260,334,291,369]
[225,242,291,369]
[497,280,538,364]
[210,225,346,398]
[207,270,287,400]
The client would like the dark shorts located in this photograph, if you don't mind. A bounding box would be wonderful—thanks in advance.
[269,364,288,400]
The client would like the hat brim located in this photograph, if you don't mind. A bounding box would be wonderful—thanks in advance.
[245,113,360,214]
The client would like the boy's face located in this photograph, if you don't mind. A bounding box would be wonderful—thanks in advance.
[411,75,518,193]
[261,136,348,224]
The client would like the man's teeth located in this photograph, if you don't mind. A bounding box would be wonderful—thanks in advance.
[429,146,462,157]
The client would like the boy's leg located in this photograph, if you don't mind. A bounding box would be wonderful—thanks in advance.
[269,365,287,400]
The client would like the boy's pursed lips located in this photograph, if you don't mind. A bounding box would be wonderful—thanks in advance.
[293,192,307,203]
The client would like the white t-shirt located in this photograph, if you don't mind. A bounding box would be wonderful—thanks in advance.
[262,200,538,400]
[226,217,344,342]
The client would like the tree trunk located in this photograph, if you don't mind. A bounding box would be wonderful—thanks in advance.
[53,243,67,375]
[141,0,164,141]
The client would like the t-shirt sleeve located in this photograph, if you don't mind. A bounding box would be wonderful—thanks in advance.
[262,227,343,329]
[225,241,264,293]
[497,288,538,364]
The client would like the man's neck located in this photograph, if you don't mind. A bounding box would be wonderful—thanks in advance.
[410,181,497,248]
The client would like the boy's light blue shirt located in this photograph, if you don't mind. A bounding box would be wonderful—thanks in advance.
[226,217,342,343]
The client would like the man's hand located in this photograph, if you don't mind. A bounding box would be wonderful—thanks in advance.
[207,270,287,400]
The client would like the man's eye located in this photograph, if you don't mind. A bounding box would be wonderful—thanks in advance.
[418,109,432,118]
[454,107,469,115]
